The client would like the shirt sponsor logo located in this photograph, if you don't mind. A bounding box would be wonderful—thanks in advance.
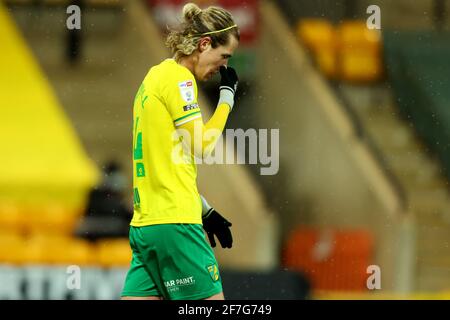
[183,103,199,112]
[179,80,195,103]
[164,276,196,293]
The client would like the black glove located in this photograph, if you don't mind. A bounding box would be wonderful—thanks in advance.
[218,66,239,110]
[219,65,239,94]
[202,209,233,249]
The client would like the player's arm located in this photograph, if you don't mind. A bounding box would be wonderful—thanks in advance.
[178,103,229,159]
[178,66,238,159]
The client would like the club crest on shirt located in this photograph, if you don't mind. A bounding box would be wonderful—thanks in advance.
[178,80,194,103]
[206,264,220,282]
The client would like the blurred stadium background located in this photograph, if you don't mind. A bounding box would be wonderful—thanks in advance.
[0,0,450,299]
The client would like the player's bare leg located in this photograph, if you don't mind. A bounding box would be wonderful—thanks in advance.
[204,292,224,300]
[121,296,162,300]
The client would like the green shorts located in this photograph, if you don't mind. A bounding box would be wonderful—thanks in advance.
[121,224,223,300]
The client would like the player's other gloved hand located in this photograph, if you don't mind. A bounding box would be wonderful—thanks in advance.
[218,65,239,111]
[202,208,233,249]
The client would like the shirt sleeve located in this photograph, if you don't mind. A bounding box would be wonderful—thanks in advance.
[165,74,202,127]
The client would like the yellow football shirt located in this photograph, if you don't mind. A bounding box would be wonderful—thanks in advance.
[131,59,203,226]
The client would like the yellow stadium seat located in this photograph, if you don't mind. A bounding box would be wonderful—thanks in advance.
[315,50,338,78]
[96,239,132,267]
[22,233,73,265]
[24,204,80,235]
[20,233,95,265]
[48,238,95,266]
[297,18,338,78]
[337,20,383,82]
[0,231,26,264]
[297,18,335,52]
[0,203,25,234]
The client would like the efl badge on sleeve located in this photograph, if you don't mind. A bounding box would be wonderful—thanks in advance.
[178,80,195,103]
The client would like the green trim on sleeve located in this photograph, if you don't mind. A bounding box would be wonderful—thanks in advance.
[173,110,201,124]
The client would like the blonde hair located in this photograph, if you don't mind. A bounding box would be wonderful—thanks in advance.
[165,3,240,61]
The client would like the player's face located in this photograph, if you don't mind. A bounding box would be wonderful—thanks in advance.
[195,35,239,81]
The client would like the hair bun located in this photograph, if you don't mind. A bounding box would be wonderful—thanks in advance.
[183,3,202,22]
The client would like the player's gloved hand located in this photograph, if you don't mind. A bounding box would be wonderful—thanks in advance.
[218,65,238,111]
[202,209,233,249]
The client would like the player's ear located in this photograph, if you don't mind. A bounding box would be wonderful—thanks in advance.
[198,37,211,52]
